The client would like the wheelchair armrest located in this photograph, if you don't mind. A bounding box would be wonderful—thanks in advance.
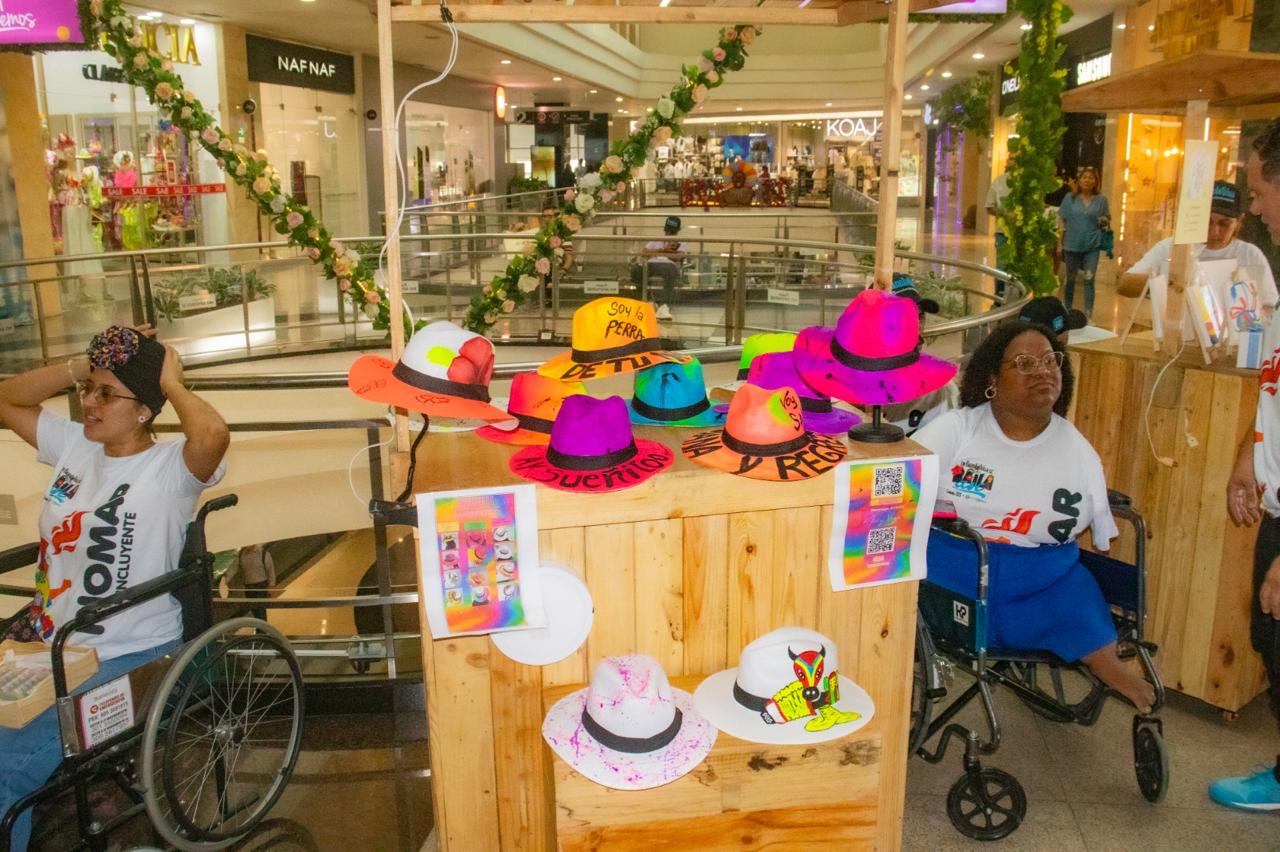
[931,516,973,538]
[1107,490,1132,508]
[59,567,203,637]
[0,543,38,575]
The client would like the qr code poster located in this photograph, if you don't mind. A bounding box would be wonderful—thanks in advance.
[417,484,546,639]
[827,455,939,592]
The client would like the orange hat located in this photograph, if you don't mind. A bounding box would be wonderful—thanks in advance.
[681,384,846,481]
[476,372,586,446]
[537,297,691,382]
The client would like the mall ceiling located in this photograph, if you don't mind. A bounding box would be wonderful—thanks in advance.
[140,0,1130,118]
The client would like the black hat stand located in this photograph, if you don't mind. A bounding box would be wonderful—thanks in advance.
[847,405,904,444]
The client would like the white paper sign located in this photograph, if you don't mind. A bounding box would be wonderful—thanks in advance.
[1173,139,1220,245]
[0,317,15,337]
[417,484,545,639]
[77,674,135,749]
[583,280,620,295]
[178,291,217,311]
[767,288,800,306]
[400,279,420,294]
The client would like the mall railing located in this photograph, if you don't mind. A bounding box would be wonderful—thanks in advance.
[830,179,880,215]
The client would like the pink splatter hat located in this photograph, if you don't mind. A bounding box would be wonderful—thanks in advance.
[542,655,716,790]
[793,289,957,407]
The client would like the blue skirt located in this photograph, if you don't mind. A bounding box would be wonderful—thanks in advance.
[926,532,1117,662]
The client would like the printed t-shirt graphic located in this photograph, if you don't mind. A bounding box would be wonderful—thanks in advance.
[1255,317,1280,516]
[913,405,1118,548]
[35,411,225,660]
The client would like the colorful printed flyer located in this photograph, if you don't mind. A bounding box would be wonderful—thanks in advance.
[827,455,939,591]
[417,484,545,639]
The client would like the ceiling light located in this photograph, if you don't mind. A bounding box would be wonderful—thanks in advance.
[1020,22,1032,30]
[971,52,985,60]
[616,96,624,102]
[736,106,743,111]
[1116,23,1126,30]
[589,89,598,94]
[904,94,913,100]
[1148,23,1155,31]
[941,70,952,78]
[552,76,562,81]
[920,84,930,91]
[825,102,833,107]
[617,108,626,113]
[500,59,512,65]
[659,0,672,6]
[180,17,195,23]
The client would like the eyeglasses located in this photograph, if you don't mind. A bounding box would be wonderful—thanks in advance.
[1003,351,1065,375]
[76,381,140,404]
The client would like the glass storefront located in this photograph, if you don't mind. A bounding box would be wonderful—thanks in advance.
[404,101,494,204]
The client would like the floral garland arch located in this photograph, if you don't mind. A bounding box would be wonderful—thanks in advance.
[86,0,759,336]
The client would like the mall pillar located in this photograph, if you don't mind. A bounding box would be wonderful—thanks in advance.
[0,54,60,317]
[218,25,264,248]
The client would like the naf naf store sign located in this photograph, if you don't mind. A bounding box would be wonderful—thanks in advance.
[246,35,354,94]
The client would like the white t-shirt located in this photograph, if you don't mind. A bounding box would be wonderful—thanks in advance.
[34,411,225,659]
[644,240,689,267]
[883,379,959,437]
[986,173,1011,235]
[913,404,1119,549]
[1126,237,1279,307]
[1255,317,1280,516]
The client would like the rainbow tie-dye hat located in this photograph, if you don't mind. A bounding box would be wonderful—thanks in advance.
[629,359,728,428]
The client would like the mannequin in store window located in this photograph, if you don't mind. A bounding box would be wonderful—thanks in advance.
[720,169,755,207]
[51,146,104,300]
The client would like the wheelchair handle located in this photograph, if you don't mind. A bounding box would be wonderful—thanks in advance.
[197,493,238,522]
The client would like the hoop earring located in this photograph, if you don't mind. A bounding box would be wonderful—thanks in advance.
[984,386,996,400]
[138,414,148,423]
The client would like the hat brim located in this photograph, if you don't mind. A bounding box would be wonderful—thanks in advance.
[491,564,593,666]
[629,402,729,428]
[793,327,957,407]
[692,669,874,745]
[542,685,716,790]
[476,424,551,445]
[537,349,692,382]
[348,355,512,421]
[802,407,862,435]
[510,439,674,492]
[708,380,746,404]
[681,430,846,482]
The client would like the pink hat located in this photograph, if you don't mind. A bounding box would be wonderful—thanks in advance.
[793,289,957,407]
[542,655,716,790]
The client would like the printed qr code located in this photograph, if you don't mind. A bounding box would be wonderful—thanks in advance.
[867,525,897,555]
[873,464,905,498]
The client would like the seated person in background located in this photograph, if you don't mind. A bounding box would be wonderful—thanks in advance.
[720,170,755,207]
[882,276,958,437]
[1018,295,1088,346]
[914,321,1156,713]
[642,215,689,322]
[1120,180,1278,310]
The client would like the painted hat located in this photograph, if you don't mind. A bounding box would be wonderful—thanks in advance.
[693,627,874,745]
[681,384,846,482]
[510,395,674,493]
[794,289,957,407]
[476,373,586,446]
[736,332,797,380]
[348,320,511,420]
[746,352,861,435]
[537,297,691,382]
[629,359,728,428]
[543,654,716,790]
[492,562,594,666]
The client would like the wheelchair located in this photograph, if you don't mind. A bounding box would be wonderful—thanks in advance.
[0,495,305,851]
[910,491,1168,841]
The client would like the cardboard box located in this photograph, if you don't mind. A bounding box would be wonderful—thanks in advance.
[0,640,99,729]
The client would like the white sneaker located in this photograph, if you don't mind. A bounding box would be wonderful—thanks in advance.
[656,303,674,321]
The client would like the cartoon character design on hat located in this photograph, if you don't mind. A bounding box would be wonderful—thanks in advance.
[537,298,691,382]
[510,395,673,492]
[629,359,728,427]
[542,654,716,790]
[682,384,846,481]
[347,320,511,421]
[794,289,957,407]
[693,627,874,745]
[746,351,861,435]
[476,372,586,446]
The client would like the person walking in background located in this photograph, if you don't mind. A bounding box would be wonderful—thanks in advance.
[227,542,276,622]
[1058,166,1110,318]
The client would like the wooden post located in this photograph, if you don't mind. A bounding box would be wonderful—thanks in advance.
[873,0,910,289]
[1164,97,1210,357]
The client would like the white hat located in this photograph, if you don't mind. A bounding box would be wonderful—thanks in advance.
[542,655,716,790]
[492,562,592,666]
[693,627,874,745]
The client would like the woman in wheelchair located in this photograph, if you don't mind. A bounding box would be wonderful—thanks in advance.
[0,325,228,850]
[913,321,1156,714]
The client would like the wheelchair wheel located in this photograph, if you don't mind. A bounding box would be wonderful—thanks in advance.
[140,617,305,851]
[946,767,1026,841]
[909,619,934,755]
[1133,722,1169,803]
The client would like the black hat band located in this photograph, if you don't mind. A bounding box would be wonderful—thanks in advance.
[392,361,491,402]
[515,412,555,434]
[581,708,683,754]
[632,396,711,423]
[571,335,676,365]
[830,337,921,373]
[546,441,639,471]
[721,430,810,458]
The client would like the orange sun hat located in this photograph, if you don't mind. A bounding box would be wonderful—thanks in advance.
[681,384,847,481]
[476,372,587,446]
[538,297,691,382]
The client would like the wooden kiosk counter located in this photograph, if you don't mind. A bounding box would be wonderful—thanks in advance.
[1070,337,1270,714]
[405,428,922,850]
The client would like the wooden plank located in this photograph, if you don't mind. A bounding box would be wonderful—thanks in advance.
[393,3,841,24]
[871,0,910,289]
[490,649,555,850]
[540,527,590,688]
[837,0,956,24]
[1061,50,1280,114]
[682,514,730,676]
[774,507,822,628]
[376,0,409,453]
[727,511,776,654]
[634,519,685,674]
[584,523,637,669]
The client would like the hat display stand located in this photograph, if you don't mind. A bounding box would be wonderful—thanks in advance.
[848,405,905,444]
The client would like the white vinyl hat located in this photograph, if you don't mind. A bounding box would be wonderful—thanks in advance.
[693,626,874,745]
[492,562,592,666]
[542,655,716,790]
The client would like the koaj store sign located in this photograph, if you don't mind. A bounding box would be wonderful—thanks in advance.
[825,116,882,141]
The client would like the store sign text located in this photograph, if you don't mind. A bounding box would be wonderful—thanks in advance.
[1075,52,1111,86]
[82,63,126,83]
[100,20,201,66]
[1001,76,1020,96]
[0,0,83,46]
[825,117,881,141]
[276,55,336,78]
[246,35,354,95]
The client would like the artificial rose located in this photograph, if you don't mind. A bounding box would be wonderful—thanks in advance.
[255,149,269,163]
[161,60,174,72]
[132,53,149,69]
[653,125,673,146]
[287,211,305,230]
[201,127,219,145]
[698,57,713,73]
[339,279,352,292]
[550,236,562,248]
[154,82,174,100]
[217,138,233,152]
[149,50,162,61]
[616,181,626,192]
[706,69,720,85]
[579,172,601,190]
[603,155,623,173]
[182,89,196,103]
[365,290,380,304]
[741,26,756,45]
[89,0,103,16]
[233,144,248,158]
[600,190,614,203]
[269,195,286,214]
[484,311,498,324]
[252,176,270,194]
[482,284,492,296]
[534,257,552,275]
[517,275,539,293]
[333,257,354,277]
[345,248,360,264]
[494,288,506,300]
[563,214,582,232]
[521,241,537,257]
[330,241,344,256]
[306,247,321,261]
[235,163,247,177]
[723,28,737,41]
[554,247,564,257]
[307,228,320,240]
[363,304,379,320]
[657,96,675,119]
[564,188,576,202]
[180,107,193,121]
[502,299,515,313]
[127,34,142,48]
[575,193,595,214]
[712,47,726,61]
[693,84,708,105]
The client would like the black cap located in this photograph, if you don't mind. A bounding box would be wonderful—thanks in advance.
[664,215,681,234]
[1018,296,1087,335]
[87,325,167,415]
[1211,180,1242,218]
[891,275,940,315]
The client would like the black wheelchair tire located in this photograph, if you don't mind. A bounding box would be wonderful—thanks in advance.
[946,767,1027,841]
[909,619,934,755]
[1133,723,1169,803]
[140,617,305,851]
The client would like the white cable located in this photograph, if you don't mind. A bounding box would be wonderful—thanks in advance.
[378,19,460,332]
[1144,331,1187,467]
[348,430,396,509]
